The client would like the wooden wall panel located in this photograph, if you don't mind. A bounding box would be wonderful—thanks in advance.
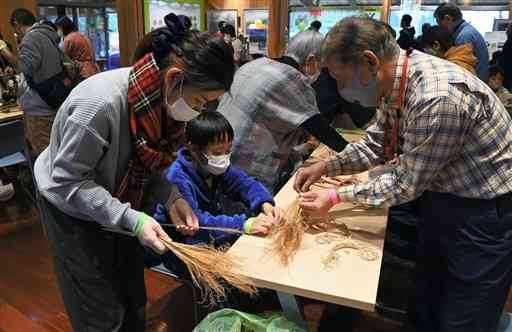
[382,0,391,23]
[116,0,145,66]
[0,0,38,55]
[267,0,288,58]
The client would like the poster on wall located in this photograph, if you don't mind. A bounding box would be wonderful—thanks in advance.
[207,10,237,34]
[289,7,380,38]
[244,9,268,55]
[144,0,204,33]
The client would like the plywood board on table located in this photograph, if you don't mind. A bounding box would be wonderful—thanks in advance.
[228,131,389,312]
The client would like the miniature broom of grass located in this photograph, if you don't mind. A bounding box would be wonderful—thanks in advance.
[158,236,258,308]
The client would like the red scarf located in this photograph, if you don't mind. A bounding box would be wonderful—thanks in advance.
[116,53,184,209]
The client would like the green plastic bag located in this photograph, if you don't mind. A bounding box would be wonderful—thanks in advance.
[193,308,307,332]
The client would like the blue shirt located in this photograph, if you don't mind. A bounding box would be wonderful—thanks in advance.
[153,148,274,245]
[453,20,489,81]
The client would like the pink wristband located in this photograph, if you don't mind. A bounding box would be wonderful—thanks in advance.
[328,188,341,206]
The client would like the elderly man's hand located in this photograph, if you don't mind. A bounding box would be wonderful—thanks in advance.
[169,198,199,236]
[293,160,328,193]
[299,190,334,217]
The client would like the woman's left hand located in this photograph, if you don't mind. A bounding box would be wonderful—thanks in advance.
[262,203,285,225]
[299,190,334,216]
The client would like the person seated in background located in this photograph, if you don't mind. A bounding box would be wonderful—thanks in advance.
[422,25,477,75]
[55,16,99,79]
[488,66,512,115]
[397,14,415,50]
[153,112,283,246]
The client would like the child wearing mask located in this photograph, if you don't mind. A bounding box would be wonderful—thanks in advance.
[488,66,512,115]
[153,111,284,246]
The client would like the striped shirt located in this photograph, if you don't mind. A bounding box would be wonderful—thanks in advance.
[218,57,319,194]
[34,68,140,231]
[329,50,512,207]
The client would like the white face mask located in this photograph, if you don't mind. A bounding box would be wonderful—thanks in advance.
[338,66,379,108]
[166,77,200,122]
[203,153,231,175]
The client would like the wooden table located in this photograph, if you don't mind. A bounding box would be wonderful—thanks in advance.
[0,105,23,124]
[228,132,389,327]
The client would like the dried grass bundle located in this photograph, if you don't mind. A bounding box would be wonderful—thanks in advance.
[269,173,367,267]
[158,236,257,307]
[313,144,337,158]
[270,198,308,266]
[319,235,380,270]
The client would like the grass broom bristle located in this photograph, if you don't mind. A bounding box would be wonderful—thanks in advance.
[158,237,257,308]
[270,198,307,266]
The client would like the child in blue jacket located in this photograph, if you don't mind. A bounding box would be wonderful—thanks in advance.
[154,111,283,246]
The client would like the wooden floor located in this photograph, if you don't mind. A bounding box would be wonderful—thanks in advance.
[0,195,510,332]
[0,200,187,332]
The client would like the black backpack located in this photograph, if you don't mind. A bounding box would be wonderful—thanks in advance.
[25,28,82,109]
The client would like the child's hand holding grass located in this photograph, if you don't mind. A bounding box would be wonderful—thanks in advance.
[262,203,285,226]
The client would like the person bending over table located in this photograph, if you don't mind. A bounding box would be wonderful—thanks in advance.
[218,30,349,195]
[34,14,234,331]
[295,17,512,332]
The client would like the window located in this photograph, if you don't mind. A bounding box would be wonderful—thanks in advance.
[389,9,436,36]
[38,6,73,23]
[37,4,120,70]
[289,7,381,38]
[390,7,509,38]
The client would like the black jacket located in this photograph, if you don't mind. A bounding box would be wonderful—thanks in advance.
[500,38,512,90]
[397,27,416,50]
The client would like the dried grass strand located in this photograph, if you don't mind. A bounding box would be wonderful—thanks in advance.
[270,198,307,266]
[269,173,375,268]
[158,236,257,307]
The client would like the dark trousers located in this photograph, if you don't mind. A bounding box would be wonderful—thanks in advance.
[407,191,512,332]
[40,198,147,332]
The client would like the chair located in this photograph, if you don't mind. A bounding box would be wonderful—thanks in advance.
[0,120,35,206]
